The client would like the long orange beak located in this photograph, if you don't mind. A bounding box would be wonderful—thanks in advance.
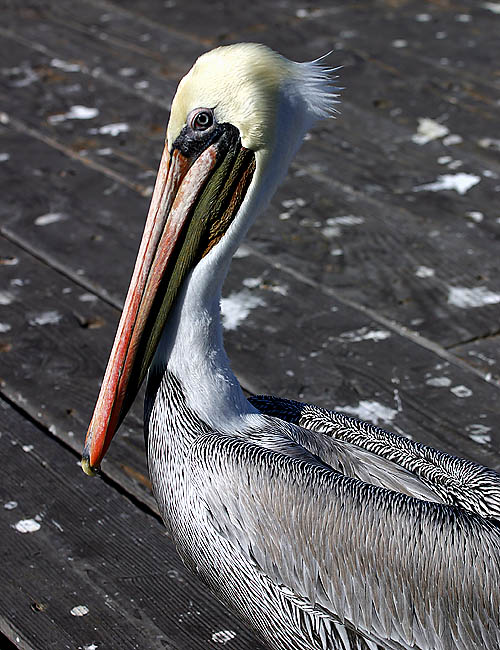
[82,126,256,476]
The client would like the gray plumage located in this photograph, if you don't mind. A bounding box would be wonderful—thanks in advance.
[146,372,500,650]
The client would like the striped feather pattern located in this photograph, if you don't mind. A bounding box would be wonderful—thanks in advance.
[249,394,500,519]
[146,373,500,650]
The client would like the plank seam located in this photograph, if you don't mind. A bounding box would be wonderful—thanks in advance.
[0,233,259,404]
[0,25,171,110]
[246,245,500,391]
[0,390,163,524]
[85,0,216,47]
[3,116,498,393]
[0,230,123,312]
[447,328,500,350]
[1,112,151,197]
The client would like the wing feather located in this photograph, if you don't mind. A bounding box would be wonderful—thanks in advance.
[191,433,500,650]
[249,395,500,519]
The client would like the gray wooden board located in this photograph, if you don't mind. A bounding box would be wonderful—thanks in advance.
[2,16,500,348]
[96,0,497,72]
[0,127,498,465]
[4,0,206,80]
[5,2,499,171]
[453,336,500,384]
[0,398,266,650]
[94,0,500,124]
[1,215,499,493]
[0,36,167,189]
[0,127,149,306]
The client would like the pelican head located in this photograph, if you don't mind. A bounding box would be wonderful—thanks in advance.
[82,43,339,475]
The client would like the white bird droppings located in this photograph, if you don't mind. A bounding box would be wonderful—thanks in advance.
[469,432,491,445]
[269,284,288,296]
[413,173,480,195]
[242,277,262,289]
[22,445,34,452]
[70,605,89,617]
[411,118,449,145]
[465,211,484,223]
[4,501,18,510]
[65,106,98,119]
[0,291,14,305]
[49,106,99,123]
[78,293,98,302]
[34,212,68,226]
[415,266,435,278]
[327,215,365,226]
[442,134,463,146]
[14,519,41,533]
[482,2,500,13]
[448,286,500,308]
[232,244,251,259]
[425,376,451,387]
[0,255,18,265]
[220,290,265,330]
[0,152,10,162]
[211,630,236,644]
[52,520,64,532]
[478,137,500,151]
[392,39,408,48]
[339,327,391,343]
[0,323,11,333]
[28,311,63,326]
[89,122,129,136]
[281,198,306,209]
[321,225,341,238]
[467,424,492,445]
[119,67,137,76]
[450,385,473,398]
[84,644,98,650]
[415,13,432,21]
[339,401,398,425]
[50,58,82,72]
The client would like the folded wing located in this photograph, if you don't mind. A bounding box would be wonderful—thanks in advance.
[191,432,500,650]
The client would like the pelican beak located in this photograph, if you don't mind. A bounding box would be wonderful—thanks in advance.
[82,125,255,476]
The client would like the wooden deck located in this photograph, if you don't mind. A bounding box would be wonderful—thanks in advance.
[1,1,499,648]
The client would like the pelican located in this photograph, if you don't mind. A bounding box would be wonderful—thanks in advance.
[82,43,500,650]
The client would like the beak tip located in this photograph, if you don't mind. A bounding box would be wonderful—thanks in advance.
[81,450,99,477]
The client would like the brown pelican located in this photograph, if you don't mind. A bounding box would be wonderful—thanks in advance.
[82,43,500,650]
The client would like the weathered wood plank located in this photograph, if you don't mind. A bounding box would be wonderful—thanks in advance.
[0,35,166,186]
[106,0,500,95]
[2,19,499,349]
[1,2,498,469]
[0,126,148,305]
[3,103,500,358]
[2,209,499,500]
[452,336,500,385]
[0,231,155,510]
[0,398,266,650]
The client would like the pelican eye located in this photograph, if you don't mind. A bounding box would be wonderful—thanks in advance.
[190,109,214,131]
